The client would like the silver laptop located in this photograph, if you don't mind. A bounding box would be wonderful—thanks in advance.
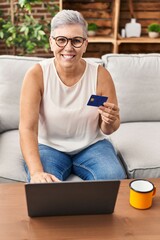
[25,180,120,217]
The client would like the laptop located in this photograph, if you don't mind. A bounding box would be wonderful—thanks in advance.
[25,180,120,217]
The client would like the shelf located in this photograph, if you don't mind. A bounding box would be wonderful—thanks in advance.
[88,36,115,44]
[118,36,160,45]
[60,0,160,54]
[88,36,160,45]
[61,0,120,54]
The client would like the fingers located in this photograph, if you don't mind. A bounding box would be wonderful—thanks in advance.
[30,172,61,183]
[102,102,119,112]
[98,102,119,124]
[44,175,55,183]
[50,175,61,182]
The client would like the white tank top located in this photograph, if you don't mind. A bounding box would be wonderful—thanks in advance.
[38,58,104,154]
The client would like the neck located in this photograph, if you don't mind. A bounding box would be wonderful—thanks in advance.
[54,59,86,86]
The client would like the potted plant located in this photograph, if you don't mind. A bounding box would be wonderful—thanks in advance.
[147,23,160,38]
[0,0,59,55]
[87,23,98,37]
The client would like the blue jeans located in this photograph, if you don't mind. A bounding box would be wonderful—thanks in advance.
[25,139,126,182]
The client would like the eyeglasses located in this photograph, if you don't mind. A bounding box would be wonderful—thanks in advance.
[52,36,86,48]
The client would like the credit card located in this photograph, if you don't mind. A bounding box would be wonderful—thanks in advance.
[87,94,108,107]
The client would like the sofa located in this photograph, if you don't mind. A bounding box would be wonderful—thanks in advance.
[0,54,160,183]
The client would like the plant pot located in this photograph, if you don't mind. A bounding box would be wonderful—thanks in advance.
[87,30,96,37]
[148,32,159,38]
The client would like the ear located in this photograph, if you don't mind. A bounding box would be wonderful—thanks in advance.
[49,36,54,52]
[83,39,88,53]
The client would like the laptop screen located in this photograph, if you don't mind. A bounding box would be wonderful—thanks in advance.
[25,180,120,217]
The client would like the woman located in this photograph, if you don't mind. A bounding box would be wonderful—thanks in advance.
[19,9,126,183]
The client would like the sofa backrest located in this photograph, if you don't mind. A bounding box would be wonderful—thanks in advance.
[0,55,103,133]
[0,55,44,133]
[102,54,160,123]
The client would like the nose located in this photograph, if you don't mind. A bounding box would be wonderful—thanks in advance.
[64,39,73,49]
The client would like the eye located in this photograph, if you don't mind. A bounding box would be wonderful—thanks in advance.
[72,38,82,44]
[57,37,67,44]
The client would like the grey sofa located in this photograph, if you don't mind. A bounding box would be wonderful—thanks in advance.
[0,54,160,183]
[103,54,160,178]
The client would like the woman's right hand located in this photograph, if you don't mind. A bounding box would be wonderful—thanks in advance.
[30,172,61,183]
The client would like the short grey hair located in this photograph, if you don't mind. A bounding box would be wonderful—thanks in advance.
[51,10,88,38]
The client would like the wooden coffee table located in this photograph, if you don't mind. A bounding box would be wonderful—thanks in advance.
[0,179,160,240]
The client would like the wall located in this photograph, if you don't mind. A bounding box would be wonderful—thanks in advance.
[0,0,160,57]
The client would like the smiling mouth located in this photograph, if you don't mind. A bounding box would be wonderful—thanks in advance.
[62,54,75,60]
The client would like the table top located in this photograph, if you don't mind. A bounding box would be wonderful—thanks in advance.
[0,179,160,240]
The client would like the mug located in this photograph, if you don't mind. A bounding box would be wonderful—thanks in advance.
[129,179,156,209]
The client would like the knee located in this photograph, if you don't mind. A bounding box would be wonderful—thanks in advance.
[95,166,126,180]
[73,164,126,181]
[73,164,97,181]
[88,158,126,180]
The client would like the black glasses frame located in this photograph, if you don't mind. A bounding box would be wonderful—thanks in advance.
[52,36,86,48]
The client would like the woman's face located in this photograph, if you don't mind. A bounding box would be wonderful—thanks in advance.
[50,24,88,69]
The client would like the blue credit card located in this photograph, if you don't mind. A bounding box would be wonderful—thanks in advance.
[87,94,108,107]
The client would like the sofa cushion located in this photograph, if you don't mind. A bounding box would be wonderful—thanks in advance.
[0,55,44,133]
[85,57,103,65]
[0,130,27,182]
[102,54,160,123]
[110,122,160,178]
[0,129,83,182]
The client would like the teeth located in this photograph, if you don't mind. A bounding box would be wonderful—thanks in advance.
[63,55,74,59]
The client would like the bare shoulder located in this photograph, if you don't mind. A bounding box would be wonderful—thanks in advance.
[97,65,115,96]
[22,63,43,92]
[98,65,113,84]
[24,63,43,81]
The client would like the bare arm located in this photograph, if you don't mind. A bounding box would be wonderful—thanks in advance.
[19,64,60,183]
[97,65,120,135]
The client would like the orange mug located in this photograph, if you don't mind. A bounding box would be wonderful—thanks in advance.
[129,179,156,209]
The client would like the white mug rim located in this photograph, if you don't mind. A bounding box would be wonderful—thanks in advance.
[130,179,154,193]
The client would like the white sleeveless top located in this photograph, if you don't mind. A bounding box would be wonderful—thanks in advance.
[38,58,104,154]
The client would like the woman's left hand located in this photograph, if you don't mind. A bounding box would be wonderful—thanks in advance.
[98,102,119,125]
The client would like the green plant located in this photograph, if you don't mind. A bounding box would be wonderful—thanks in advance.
[0,18,16,45]
[0,16,50,54]
[18,0,59,16]
[0,0,59,55]
[147,23,160,32]
[88,23,98,32]
[19,0,42,11]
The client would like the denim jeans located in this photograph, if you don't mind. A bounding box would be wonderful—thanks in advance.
[25,139,126,182]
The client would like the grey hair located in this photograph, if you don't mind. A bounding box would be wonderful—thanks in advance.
[51,10,88,38]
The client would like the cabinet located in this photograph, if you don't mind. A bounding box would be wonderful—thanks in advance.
[117,0,160,53]
[60,0,120,53]
[59,0,160,55]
